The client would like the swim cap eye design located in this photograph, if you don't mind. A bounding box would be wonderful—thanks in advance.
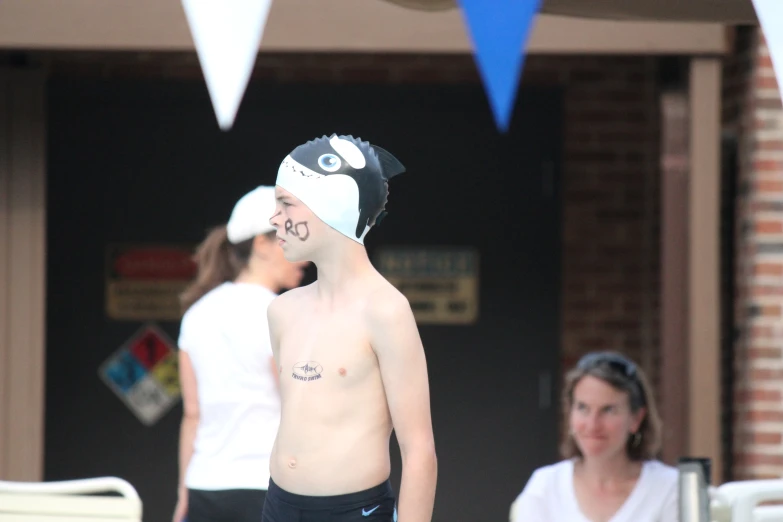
[318,154,341,172]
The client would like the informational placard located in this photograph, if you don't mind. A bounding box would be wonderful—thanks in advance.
[375,248,479,325]
[105,244,196,321]
[99,323,181,426]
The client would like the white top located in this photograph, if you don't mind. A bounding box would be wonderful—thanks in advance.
[178,282,280,491]
[511,459,678,522]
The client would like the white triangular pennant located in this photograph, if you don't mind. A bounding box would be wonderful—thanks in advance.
[753,0,783,98]
[182,0,273,130]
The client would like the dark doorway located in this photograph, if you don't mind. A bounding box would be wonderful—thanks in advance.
[46,75,562,521]
[719,134,738,484]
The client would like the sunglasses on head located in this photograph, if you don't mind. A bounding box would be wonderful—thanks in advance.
[576,352,638,379]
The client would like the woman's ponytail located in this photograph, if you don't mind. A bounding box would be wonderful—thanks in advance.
[180,225,250,313]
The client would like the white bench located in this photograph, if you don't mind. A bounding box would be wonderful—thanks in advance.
[754,505,783,521]
[0,477,142,522]
[710,479,783,522]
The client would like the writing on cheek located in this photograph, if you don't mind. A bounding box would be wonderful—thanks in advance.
[284,219,310,241]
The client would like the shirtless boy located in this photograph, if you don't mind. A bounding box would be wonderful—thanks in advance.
[262,134,437,522]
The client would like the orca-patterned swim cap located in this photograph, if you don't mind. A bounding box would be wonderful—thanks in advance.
[275,134,405,244]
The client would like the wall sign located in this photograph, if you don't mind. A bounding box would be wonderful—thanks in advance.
[105,244,196,321]
[375,247,479,325]
[99,323,181,426]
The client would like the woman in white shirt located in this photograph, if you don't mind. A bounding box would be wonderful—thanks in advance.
[511,351,678,522]
[172,186,308,522]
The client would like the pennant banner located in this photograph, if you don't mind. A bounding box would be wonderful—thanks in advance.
[752,0,783,99]
[182,0,273,130]
[457,0,541,133]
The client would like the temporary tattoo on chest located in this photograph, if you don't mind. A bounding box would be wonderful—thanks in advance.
[284,219,310,241]
[292,361,323,382]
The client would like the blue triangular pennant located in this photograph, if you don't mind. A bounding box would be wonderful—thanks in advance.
[458,0,541,132]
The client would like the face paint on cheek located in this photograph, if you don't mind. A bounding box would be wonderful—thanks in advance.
[284,218,310,241]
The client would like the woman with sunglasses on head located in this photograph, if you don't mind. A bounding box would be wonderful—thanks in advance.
[510,352,678,522]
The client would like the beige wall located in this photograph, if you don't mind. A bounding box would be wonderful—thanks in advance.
[0,0,727,55]
[0,69,47,481]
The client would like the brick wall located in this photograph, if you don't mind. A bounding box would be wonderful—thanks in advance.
[549,57,660,387]
[29,50,662,383]
[729,30,783,480]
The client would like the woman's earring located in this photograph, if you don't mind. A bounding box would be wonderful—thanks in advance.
[631,431,642,448]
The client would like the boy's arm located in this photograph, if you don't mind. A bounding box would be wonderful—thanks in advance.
[369,290,437,522]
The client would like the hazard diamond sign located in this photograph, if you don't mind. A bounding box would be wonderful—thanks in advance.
[99,323,181,426]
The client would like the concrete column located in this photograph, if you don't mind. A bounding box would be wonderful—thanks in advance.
[687,57,723,482]
[0,68,47,481]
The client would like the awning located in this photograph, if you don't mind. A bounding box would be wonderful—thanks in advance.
[381,0,760,23]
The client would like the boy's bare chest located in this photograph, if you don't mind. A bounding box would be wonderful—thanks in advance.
[279,308,374,383]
